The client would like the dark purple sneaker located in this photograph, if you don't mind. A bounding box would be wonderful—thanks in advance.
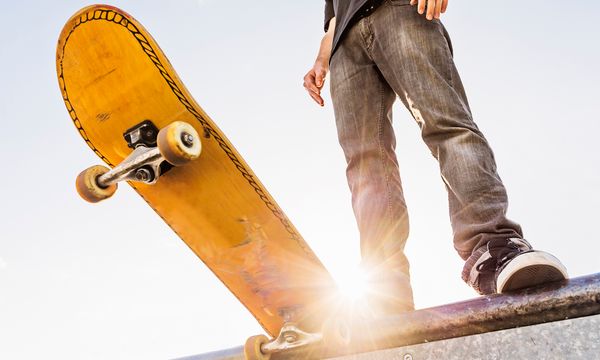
[463,238,568,294]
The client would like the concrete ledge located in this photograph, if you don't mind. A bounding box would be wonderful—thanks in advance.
[176,347,244,360]
[329,314,600,360]
[178,273,600,360]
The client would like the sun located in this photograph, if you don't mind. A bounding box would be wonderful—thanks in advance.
[333,265,370,303]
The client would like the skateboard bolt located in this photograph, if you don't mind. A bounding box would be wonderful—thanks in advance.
[135,168,152,182]
[144,129,155,139]
[284,334,297,343]
[181,132,194,148]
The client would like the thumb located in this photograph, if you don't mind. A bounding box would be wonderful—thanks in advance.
[315,69,327,88]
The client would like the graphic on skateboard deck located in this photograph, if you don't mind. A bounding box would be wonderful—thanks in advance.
[57,5,337,358]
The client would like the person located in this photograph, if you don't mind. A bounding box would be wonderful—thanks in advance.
[303,0,568,313]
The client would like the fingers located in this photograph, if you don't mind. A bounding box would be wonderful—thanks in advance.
[413,0,447,20]
[426,0,435,20]
[434,0,443,18]
[417,0,426,15]
[303,71,319,95]
[309,91,325,106]
[441,0,449,13]
[303,70,325,106]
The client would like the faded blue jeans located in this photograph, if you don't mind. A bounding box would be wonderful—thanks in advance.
[330,0,523,307]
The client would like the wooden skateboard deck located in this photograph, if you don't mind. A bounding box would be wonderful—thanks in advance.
[57,4,334,338]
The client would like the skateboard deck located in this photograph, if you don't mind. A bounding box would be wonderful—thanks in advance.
[56,4,335,343]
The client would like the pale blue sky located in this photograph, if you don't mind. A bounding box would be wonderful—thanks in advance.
[0,1,599,358]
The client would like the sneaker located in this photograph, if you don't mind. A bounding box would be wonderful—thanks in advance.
[463,238,568,294]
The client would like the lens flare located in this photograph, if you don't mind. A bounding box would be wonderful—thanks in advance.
[334,265,370,303]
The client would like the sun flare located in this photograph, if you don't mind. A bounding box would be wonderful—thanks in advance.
[333,265,370,303]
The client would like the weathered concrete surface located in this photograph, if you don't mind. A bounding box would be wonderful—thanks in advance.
[277,273,600,359]
[176,346,244,360]
[328,314,600,360]
[178,273,600,360]
[176,315,600,360]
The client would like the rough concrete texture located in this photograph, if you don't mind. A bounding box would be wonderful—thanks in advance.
[181,315,600,360]
[181,274,600,360]
[329,314,600,360]
[176,346,244,360]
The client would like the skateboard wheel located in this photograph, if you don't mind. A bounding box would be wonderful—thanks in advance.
[157,121,201,166]
[244,335,271,360]
[76,165,117,203]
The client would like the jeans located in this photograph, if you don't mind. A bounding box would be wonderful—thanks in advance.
[329,0,523,298]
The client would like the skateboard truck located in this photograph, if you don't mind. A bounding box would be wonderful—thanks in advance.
[264,322,322,352]
[75,120,202,203]
[244,309,324,360]
[244,323,322,360]
[95,145,163,185]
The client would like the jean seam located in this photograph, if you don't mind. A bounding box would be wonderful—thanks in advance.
[377,78,394,226]
[438,24,455,88]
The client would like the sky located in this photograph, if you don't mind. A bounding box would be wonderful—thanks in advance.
[0,0,599,359]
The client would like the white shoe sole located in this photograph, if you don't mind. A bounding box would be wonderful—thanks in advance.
[496,251,568,293]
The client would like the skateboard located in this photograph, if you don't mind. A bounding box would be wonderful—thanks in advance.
[56,5,337,358]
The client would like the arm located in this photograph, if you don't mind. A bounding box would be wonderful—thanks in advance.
[303,17,335,107]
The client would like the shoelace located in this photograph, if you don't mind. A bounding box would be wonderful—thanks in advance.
[475,239,528,274]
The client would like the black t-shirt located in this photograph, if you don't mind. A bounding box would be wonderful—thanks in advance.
[324,0,368,57]
[324,0,411,57]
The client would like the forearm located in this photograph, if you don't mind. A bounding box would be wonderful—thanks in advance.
[315,18,335,65]
[303,18,335,106]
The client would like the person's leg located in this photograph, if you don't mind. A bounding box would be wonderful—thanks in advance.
[369,1,522,260]
[330,18,414,311]
[368,1,566,294]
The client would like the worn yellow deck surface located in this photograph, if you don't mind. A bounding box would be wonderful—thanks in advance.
[57,4,334,336]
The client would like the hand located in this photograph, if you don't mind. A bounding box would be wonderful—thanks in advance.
[303,59,329,106]
[410,0,449,20]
